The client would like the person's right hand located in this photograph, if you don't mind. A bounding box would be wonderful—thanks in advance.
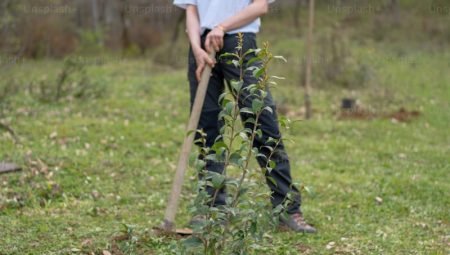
[193,48,215,82]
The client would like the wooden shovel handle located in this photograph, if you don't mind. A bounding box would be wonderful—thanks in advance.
[163,50,216,231]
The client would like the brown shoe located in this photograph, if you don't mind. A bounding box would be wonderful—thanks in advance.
[279,213,317,233]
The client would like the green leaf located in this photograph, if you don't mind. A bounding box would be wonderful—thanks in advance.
[211,173,225,189]
[249,86,257,94]
[278,116,291,129]
[230,80,243,92]
[245,84,258,93]
[229,152,242,166]
[255,129,263,138]
[214,135,223,143]
[237,187,249,198]
[260,90,268,98]
[220,52,239,59]
[218,111,226,120]
[239,132,249,141]
[263,106,273,114]
[267,137,277,144]
[212,141,227,153]
[205,154,216,161]
[218,92,228,105]
[252,99,264,113]
[246,66,259,72]
[195,159,206,171]
[225,101,235,115]
[267,176,277,186]
[240,107,254,115]
[222,115,233,123]
[268,160,276,169]
[243,127,253,134]
[244,118,256,125]
[250,220,257,235]
[256,153,267,161]
[253,48,262,55]
[262,145,274,153]
[182,236,203,248]
[304,185,315,196]
[243,48,258,56]
[225,179,239,188]
[220,97,232,107]
[253,67,266,78]
[246,56,261,67]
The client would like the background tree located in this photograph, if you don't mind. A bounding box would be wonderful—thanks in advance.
[304,0,314,119]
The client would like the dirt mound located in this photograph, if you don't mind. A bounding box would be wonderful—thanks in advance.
[386,107,420,122]
[339,107,420,122]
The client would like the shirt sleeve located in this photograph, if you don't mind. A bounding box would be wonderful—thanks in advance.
[173,0,197,9]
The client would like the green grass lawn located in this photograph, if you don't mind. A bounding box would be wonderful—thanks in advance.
[1,13,450,255]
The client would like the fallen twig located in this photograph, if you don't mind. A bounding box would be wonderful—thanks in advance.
[0,121,19,143]
[0,162,22,174]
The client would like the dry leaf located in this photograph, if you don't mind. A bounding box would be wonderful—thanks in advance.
[81,239,92,246]
[375,196,383,204]
[326,241,335,250]
[49,132,58,139]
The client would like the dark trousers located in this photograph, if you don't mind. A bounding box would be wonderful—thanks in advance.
[188,31,301,214]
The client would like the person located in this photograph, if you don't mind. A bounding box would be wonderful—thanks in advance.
[173,0,316,233]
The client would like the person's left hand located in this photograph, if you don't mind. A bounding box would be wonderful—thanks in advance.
[205,26,225,53]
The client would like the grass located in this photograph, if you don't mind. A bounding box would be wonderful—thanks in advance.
[1,5,450,255]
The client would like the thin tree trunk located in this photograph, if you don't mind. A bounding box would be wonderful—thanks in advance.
[91,0,100,45]
[119,0,130,51]
[1,0,11,41]
[171,11,185,46]
[91,0,99,31]
[75,0,84,28]
[168,11,185,58]
[293,0,302,30]
[304,0,314,119]
[389,0,400,24]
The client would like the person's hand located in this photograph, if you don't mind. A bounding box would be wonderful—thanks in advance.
[193,47,215,82]
[205,26,225,53]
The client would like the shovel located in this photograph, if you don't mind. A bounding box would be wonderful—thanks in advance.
[159,50,216,235]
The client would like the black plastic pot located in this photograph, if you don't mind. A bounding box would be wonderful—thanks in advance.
[341,98,356,110]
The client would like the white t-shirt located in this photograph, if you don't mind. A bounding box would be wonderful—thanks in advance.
[173,0,275,34]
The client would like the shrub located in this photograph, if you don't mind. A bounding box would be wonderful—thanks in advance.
[178,35,290,255]
[28,57,106,103]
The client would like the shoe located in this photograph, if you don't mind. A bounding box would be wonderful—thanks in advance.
[279,212,317,233]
